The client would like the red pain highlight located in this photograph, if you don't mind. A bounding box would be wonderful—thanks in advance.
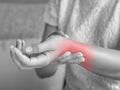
[54,39,93,70]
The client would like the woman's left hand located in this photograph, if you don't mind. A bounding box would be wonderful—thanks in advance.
[10,36,85,70]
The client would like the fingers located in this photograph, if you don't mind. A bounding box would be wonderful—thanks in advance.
[10,45,53,69]
[15,39,25,55]
[11,39,52,68]
[56,52,85,64]
[10,45,31,66]
[21,40,25,51]
[16,39,22,50]
[55,51,71,61]
[10,45,32,70]
[15,39,33,57]
[51,51,71,65]
[10,45,22,69]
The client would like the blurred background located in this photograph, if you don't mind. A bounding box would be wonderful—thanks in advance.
[0,0,63,90]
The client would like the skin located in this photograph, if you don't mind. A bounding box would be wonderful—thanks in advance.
[23,34,120,80]
[10,24,120,80]
[10,24,84,70]
[10,39,84,69]
[35,24,62,78]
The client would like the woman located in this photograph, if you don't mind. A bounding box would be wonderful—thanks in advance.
[10,0,120,90]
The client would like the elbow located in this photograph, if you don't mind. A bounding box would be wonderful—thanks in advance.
[35,65,58,79]
[35,68,56,79]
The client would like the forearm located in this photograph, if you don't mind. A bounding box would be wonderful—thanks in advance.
[89,46,120,80]
[55,40,120,79]
[35,24,59,78]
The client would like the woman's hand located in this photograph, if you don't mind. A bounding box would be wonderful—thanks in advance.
[10,36,85,70]
[24,35,85,63]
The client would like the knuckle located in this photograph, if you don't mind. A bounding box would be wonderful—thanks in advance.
[81,57,85,62]
[75,52,83,56]
[62,52,71,57]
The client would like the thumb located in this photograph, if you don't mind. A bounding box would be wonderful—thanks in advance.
[25,41,54,55]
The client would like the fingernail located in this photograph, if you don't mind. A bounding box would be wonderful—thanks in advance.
[77,52,83,57]
[66,51,71,55]
[81,57,85,62]
[22,40,25,43]
[25,46,33,53]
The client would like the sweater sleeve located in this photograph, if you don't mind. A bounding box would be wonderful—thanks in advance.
[43,0,60,26]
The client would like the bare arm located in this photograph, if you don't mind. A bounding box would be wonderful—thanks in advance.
[10,23,120,80]
[54,40,120,80]
[10,24,83,78]
[56,40,120,80]
[35,24,59,78]
[89,46,120,80]
[31,36,120,80]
